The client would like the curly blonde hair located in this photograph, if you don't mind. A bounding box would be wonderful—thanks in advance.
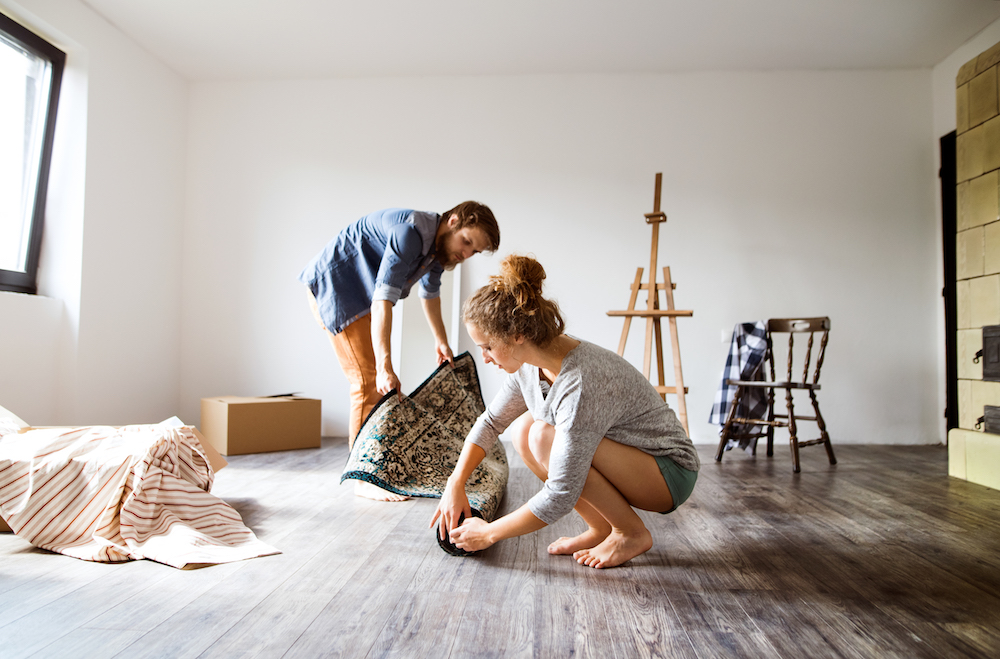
[463,255,565,347]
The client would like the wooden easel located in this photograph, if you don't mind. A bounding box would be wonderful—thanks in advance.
[607,173,692,435]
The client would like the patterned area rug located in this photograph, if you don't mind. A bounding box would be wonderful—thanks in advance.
[340,352,508,522]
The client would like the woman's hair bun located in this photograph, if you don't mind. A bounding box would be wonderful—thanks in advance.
[464,254,565,347]
[491,255,545,315]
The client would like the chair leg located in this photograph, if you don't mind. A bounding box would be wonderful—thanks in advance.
[716,386,743,462]
[765,387,776,457]
[785,387,801,473]
[810,390,836,466]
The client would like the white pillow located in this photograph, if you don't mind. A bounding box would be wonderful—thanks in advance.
[0,404,29,437]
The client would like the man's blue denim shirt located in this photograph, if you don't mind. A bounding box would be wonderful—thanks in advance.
[298,208,444,335]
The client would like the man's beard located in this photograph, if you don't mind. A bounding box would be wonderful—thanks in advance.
[435,229,458,270]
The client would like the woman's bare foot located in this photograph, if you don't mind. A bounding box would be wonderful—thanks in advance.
[573,527,652,568]
[354,481,409,502]
[547,527,610,555]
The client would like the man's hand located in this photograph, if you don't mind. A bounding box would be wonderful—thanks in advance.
[371,301,400,397]
[376,365,400,396]
[436,342,454,367]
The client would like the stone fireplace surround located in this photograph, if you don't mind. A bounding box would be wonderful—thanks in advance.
[950,39,1000,491]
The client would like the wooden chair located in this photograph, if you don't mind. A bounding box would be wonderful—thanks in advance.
[715,317,835,473]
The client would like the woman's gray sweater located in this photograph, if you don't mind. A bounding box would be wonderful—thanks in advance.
[466,340,699,525]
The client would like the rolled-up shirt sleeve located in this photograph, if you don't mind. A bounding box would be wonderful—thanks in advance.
[418,267,443,299]
[466,375,528,454]
[372,223,424,305]
[526,422,603,524]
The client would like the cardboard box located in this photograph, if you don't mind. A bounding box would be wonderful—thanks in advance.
[190,427,229,473]
[200,396,321,456]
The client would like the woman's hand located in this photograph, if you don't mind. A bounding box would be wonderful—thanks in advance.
[450,517,495,552]
[430,482,471,541]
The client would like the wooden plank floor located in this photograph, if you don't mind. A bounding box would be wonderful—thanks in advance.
[2,439,1000,658]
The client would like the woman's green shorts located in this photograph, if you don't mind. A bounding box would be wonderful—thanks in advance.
[654,455,698,514]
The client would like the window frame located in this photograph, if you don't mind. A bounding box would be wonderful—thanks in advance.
[0,11,65,295]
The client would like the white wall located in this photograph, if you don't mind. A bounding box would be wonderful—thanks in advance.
[0,2,962,446]
[0,291,61,420]
[0,0,187,426]
[181,71,938,444]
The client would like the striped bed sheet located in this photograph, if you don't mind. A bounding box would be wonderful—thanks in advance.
[0,423,278,568]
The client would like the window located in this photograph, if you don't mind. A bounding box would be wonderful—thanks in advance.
[0,12,64,294]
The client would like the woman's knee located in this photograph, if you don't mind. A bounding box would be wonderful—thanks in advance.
[510,413,535,459]
[527,420,555,465]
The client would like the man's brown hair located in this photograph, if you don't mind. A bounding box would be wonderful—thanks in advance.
[442,201,500,252]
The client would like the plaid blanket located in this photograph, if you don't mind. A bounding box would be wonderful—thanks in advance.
[709,321,768,451]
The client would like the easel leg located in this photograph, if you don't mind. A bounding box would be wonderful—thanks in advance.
[663,267,689,436]
[653,304,667,398]
[617,269,644,356]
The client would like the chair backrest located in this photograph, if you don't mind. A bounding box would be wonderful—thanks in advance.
[765,317,831,385]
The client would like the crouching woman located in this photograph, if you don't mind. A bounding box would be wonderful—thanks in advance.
[430,255,699,568]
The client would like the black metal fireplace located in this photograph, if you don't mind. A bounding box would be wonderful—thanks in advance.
[975,325,1000,432]
[978,325,1000,381]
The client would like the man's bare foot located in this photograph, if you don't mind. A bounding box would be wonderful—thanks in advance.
[573,527,652,568]
[547,527,610,555]
[354,481,409,502]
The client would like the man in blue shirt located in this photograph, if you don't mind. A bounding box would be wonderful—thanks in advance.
[299,202,500,483]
